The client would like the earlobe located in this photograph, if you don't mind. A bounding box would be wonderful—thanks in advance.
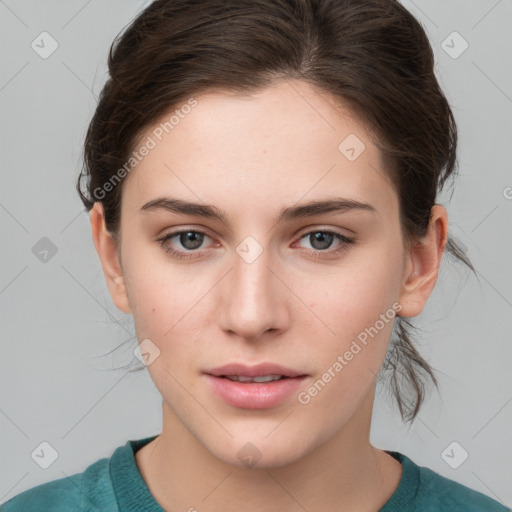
[90,202,132,314]
[397,205,448,317]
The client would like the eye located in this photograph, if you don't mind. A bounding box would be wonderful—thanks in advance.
[294,230,354,259]
[157,230,213,260]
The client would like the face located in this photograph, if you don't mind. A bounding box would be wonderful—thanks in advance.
[91,79,440,468]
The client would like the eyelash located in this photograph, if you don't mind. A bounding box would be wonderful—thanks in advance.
[157,229,355,261]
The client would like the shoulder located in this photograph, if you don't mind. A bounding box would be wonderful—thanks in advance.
[0,455,116,512]
[411,456,510,511]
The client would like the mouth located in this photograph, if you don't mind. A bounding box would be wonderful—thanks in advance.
[206,362,306,379]
[204,362,308,409]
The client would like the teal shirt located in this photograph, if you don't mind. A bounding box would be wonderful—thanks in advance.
[1,435,509,511]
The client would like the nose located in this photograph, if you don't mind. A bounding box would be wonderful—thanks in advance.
[217,245,290,342]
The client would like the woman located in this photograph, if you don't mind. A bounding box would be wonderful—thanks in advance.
[2,0,509,510]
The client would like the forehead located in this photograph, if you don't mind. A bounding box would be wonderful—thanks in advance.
[121,79,397,222]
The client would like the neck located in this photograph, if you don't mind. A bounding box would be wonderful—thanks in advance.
[135,389,402,511]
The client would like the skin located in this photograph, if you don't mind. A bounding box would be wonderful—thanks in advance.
[90,79,447,511]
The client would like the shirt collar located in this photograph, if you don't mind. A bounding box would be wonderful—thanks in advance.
[110,434,164,511]
[379,451,420,510]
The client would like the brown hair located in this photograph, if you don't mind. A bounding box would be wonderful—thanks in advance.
[77,0,474,422]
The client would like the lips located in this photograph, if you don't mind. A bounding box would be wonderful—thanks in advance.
[204,362,308,409]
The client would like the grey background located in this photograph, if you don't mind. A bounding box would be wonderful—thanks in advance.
[1,0,511,507]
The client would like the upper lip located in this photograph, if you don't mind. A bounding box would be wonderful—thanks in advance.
[206,363,306,378]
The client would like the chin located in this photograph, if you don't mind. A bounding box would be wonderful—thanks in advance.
[205,431,314,470]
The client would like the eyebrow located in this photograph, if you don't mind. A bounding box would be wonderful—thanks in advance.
[140,196,376,226]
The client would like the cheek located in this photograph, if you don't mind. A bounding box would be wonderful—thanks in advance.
[123,250,199,337]
[297,284,398,429]
[122,257,210,378]
[300,257,401,338]
[294,251,402,390]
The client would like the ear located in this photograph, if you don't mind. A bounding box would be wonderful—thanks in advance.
[397,205,448,317]
[89,202,132,314]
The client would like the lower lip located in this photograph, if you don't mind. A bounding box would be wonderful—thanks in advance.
[204,374,307,409]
